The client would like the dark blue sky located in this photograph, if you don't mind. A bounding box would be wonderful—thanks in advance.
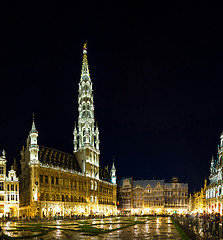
[0,2,217,191]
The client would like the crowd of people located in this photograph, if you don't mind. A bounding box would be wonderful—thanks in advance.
[175,211,222,238]
[0,214,113,223]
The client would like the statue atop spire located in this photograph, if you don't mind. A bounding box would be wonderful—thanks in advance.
[81,42,90,77]
[83,41,87,54]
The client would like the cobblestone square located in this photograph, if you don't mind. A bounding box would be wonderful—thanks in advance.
[0,216,182,239]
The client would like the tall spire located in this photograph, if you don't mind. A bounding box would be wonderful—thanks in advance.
[74,43,99,152]
[73,43,100,178]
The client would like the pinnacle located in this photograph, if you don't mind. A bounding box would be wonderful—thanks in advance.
[30,114,38,134]
[112,161,116,170]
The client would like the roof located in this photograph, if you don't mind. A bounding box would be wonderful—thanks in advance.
[99,166,111,183]
[133,180,165,189]
[118,178,133,187]
[38,145,81,172]
[165,182,188,189]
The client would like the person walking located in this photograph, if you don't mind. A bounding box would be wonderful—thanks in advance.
[0,226,3,240]
[215,212,221,238]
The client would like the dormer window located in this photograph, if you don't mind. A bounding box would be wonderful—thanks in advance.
[11,176,13,181]
[0,167,3,175]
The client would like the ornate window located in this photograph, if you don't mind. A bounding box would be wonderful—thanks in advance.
[40,192,44,201]
[0,182,4,191]
[46,193,49,201]
[45,175,48,183]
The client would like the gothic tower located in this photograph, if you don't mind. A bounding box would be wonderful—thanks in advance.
[73,43,100,179]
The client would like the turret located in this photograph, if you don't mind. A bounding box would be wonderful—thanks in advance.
[210,155,215,174]
[95,122,100,150]
[73,122,78,152]
[29,115,39,165]
[0,150,7,176]
[220,132,223,147]
[2,150,6,159]
[12,158,17,172]
[111,158,116,184]
[204,178,207,189]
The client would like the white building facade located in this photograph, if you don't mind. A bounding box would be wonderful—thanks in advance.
[0,150,19,217]
[206,132,223,213]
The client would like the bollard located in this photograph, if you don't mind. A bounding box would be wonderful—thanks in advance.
[219,223,222,238]
[213,222,216,235]
[0,226,3,240]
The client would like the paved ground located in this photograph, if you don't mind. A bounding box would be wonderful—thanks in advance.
[1,217,182,239]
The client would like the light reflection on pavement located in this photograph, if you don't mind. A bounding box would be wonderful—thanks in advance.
[1,217,182,239]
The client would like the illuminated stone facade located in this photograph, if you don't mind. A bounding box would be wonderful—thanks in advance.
[118,177,188,214]
[0,151,19,217]
[19,44,117,217]
[206,132,223,214]
[188,180,206,213]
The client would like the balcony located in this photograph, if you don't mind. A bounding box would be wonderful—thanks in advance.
[29,144,39,150]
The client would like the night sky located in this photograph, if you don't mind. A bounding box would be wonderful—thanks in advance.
[0,2,217,192]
